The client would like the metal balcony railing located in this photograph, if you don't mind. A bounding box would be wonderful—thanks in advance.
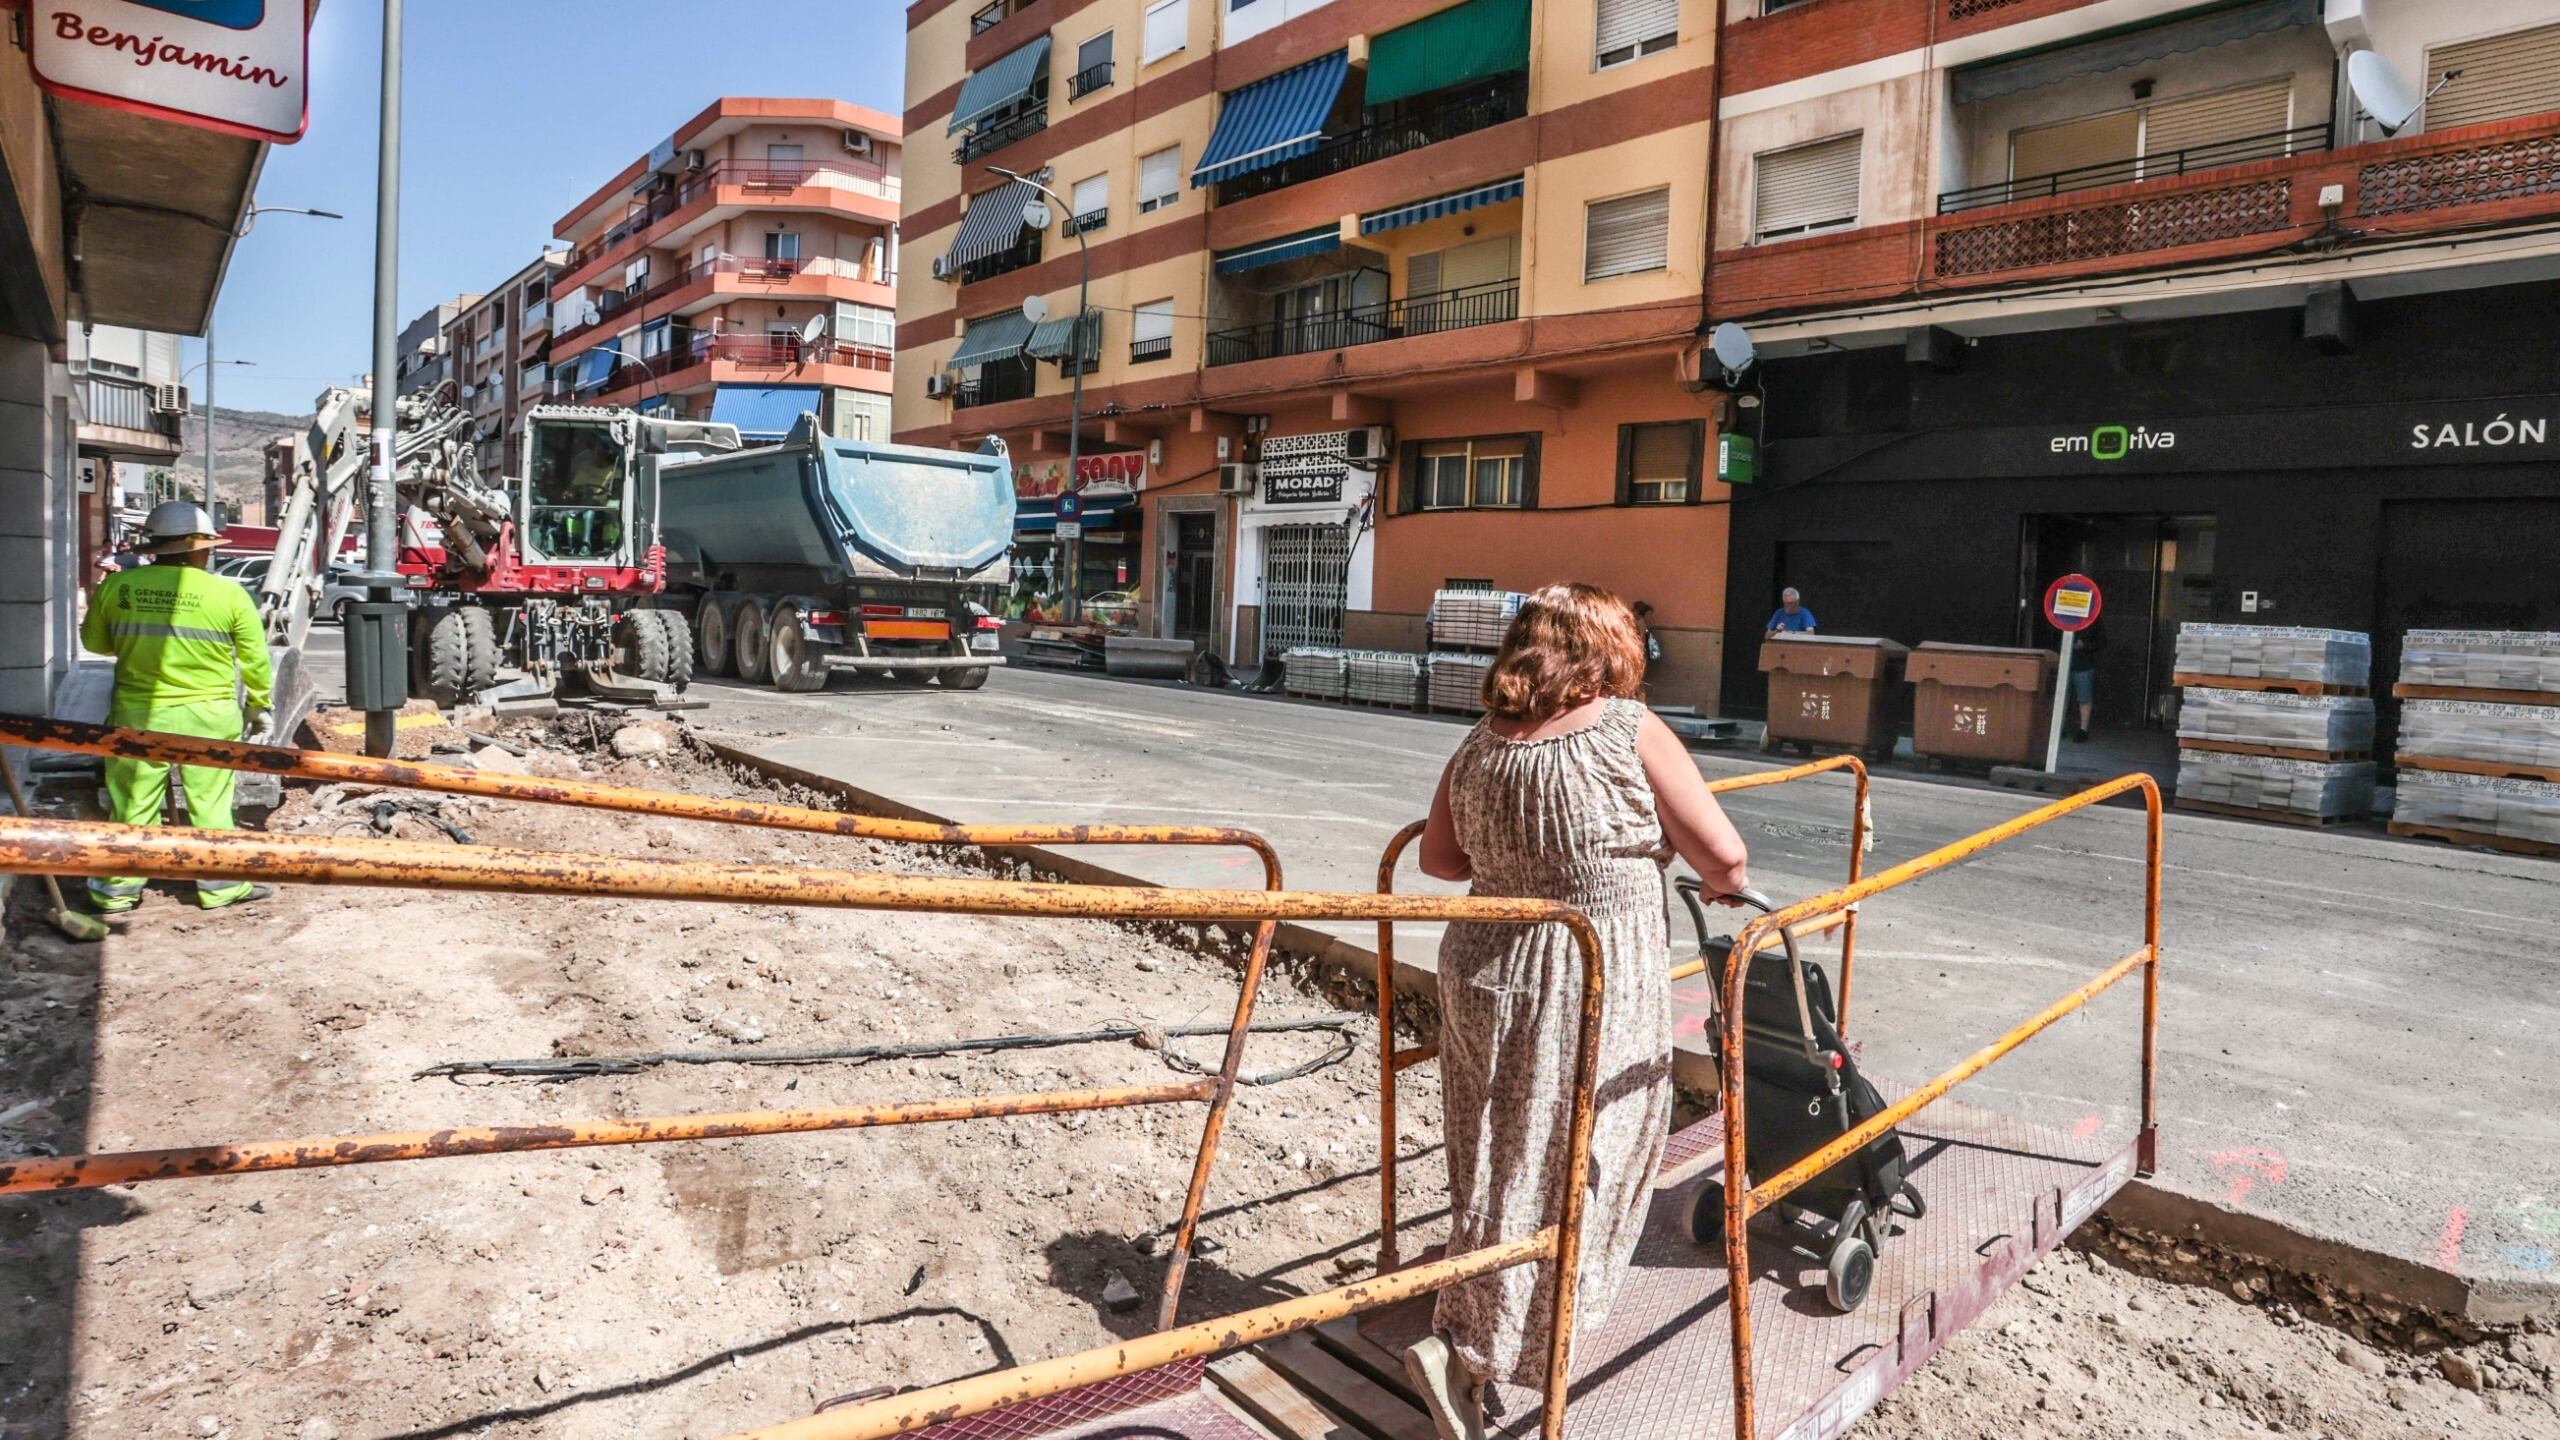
[1938,122,2332,214]
[954,360,1039,408]
[587,334,895,394]
[969,0,1026,34]
[1070,60,1113,100]
[1129,334,1173,363]
[1216,71,1530,204]
[79,377,176,436]
[955,104,1049,164]
[1064,207,1108,236]
[1205,278,1518,367]
[959,230,1043,286]
[562,158,874,272]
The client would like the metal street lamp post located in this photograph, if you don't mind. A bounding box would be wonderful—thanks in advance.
[989,165,1089,627]
[356,0,407,759]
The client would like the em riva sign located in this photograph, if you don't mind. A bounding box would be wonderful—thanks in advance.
[33,0,311,145]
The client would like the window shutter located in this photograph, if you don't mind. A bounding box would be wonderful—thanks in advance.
[2010,109,2140,185]
[1407,249,1442,299]
[1143,0,1187,64]
[1397,441,1422,515]
[1613,425,1635,506]
[1596,0,1679,59]
[1684,421,1706,504]
[1072,173,1109,216]
[2142,80,2292,161]
[1133,300,1175,343]
[2426,22,2560,132]
[1584,188,1670,280]
[1517,434,1541,509]
[1077,31,1113,74]
[1139,146,1180,201]
[1754,133,1861,240]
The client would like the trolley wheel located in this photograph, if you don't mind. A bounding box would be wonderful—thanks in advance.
[1825,1235,1875,1313]
[1684,1178,1727,1247]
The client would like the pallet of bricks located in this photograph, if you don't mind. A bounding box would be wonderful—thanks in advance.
[2171,624,2375,826]
[2388,630,2560,857]
[1425,589,1522,717]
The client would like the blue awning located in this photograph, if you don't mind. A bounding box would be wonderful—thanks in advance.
[1360,175,1525,235]
[571,347,618,392]
[635,394,674,415]
[1191,50,1350,187]
[1952,0,2316,105]
[943,179,1040,269]
[1213,226,1342,275]
[709,384,823,442]
[948,35,1052,135]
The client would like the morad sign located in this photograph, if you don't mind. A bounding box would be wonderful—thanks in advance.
[34,0,311,144]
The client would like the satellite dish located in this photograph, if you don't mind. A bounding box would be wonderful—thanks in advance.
[1021,198,1053,231]
[2347,50,2426,135]
[1020,294,1051,326]
[798,314,829,348]
[579,303,602,328]
[1708,322,1757,380]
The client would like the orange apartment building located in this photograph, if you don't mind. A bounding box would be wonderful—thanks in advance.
[897,0,1741,709]
[549,99,904,446]
[1702,0,2560,728]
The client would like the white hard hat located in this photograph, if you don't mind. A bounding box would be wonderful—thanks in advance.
[139,500,224,554]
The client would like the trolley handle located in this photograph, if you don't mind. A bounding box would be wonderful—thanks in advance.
[1672,877,1827,1074]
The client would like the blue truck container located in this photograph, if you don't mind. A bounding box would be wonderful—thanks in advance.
[657,415,1016,691]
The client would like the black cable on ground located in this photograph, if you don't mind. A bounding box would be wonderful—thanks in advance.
[417,1012,1367,1086]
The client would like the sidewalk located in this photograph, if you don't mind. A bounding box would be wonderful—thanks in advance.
[694,665,2560,1324]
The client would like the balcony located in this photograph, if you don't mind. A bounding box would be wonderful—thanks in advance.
[1939,122,2331,214]
[955,104,1048,164]
[1129,334,1173,364]
[520,299,551,335]
[959,230,1043,286]
[587,334,894,396]
[1069,60,1112,100]
[1216,72,1529,205]
[1206,279,1518,366]
[970,0,1030,35]
[560,159,893,277]
[1064,208,1107,237]
[551,256,886,352]
[954,358,1039,409]
[77,377,183,452]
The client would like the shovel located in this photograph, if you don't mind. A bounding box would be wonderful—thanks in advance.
[1,751,110,944]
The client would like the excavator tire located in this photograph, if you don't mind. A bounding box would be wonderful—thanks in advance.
[416,605,499,708]
[644,609,693,688]
[615,610,678,689]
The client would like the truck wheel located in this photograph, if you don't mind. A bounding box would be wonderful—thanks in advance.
[697,601,734,678]
[615,610,677,686]
[732,600,771,684]
[645,610,693,688]
[941,666,991,691]
[417,605,498,708]
[768,604,830,692]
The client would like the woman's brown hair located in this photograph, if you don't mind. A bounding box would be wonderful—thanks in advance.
[1480,583,1646,723]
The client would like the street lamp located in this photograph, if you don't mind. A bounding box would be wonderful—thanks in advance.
[988,164,1090,627]
[202,202,343,507]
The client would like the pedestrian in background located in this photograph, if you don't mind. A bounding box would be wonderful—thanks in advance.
[2067,613,2105,742]
[1405,583,1752,1440]
[1765,586,1818,636]
[1632,599,1664,684]
[78,501,275,914]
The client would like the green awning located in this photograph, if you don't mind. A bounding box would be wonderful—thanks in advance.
[1364,0,1532,109]
[1026,310,1101,365]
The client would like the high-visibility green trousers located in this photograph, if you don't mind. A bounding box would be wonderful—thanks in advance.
[88,698,257,912]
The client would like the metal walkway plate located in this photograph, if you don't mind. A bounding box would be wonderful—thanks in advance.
[1362,1097,2135,1440]
[910,1358,1269,1440]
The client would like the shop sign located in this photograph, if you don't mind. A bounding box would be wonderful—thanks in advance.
[1255,430,1349,506]
[1014,450,1149,498]
[34,0,312,144]
[1718,432,1758,485]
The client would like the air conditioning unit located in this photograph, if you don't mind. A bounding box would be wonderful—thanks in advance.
[842,130,874,155]
[930,255,957,281]
[925,373,954,400]
[1217,462,1259,496]
[1344,424,1394,463]
[684,149,706,172]
[149,382,189,416]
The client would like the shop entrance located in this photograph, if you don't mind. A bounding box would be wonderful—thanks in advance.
[1260,524,1349,656]
[1170,513,1217,643]
[2017,514,2215,733]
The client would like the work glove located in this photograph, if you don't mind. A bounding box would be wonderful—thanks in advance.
[245,707,274,740]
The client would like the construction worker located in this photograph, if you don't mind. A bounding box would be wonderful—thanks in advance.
[77,501,275,913]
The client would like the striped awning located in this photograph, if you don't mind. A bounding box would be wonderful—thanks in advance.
[1212,226,1343,275]
[944,311,1036,371]
[1360,175,1525,236]
[948,35,1051,135]
[1191,50,1350,188]
[1952,0,2315,105]
[942,179,1040,269]
[1025,310,1101,364]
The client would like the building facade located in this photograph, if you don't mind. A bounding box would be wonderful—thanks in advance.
[67,324,186,540]
[898,0,1738,709]
[443,256,565,476]
[548,98,903,447]
[1705,0,2560,727]
[397,296,475,402]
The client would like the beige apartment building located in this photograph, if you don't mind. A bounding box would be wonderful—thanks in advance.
[899,0,1739,708]
[443,254,565,477]
[548,98,903,446]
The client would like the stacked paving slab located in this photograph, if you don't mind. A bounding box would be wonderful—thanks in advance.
[1424,589,1524,716]
[2172,624,2375,824]
[2389,631,2560,854]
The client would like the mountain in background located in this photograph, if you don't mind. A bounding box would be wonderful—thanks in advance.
[170,404,312,516]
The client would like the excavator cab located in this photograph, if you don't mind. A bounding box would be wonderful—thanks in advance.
[520,411,641,565]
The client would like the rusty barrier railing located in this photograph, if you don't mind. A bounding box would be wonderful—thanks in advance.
[1716,772,2163,1440]
[1370,753,1871,1269]
[0,814,1609,1440]
[0,713,1291,1328]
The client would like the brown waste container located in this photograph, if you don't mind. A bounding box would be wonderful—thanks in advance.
[1759,635,1909,757]
[1907,642,2057,767]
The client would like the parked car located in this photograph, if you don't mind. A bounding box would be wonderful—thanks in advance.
[216,554,271,588]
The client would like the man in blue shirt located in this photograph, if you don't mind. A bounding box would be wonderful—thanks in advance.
[1765,587,1818,637]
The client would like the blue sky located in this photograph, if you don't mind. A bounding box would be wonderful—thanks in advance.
[191,0,908,417]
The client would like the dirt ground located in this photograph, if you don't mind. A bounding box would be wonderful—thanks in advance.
[1,722,2552,1440]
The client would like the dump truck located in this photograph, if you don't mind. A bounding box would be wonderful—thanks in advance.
[657,415,1015,691]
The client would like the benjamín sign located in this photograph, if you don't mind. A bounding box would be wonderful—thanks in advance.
[34,0,311,144]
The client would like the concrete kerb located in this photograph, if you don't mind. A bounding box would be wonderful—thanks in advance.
[695,736,2533,1333]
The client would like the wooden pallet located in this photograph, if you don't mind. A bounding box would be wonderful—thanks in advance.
[1208,1322,1434,1440]
[2181,739,2374,763]
[2386,820,2560,859]
[2392,682,2560,706]
[2174,673,2370,698]
[2175,798,2361,828]
[2395,753,2560,784]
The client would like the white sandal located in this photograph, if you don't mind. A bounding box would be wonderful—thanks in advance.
[1401,1334,1486,1440]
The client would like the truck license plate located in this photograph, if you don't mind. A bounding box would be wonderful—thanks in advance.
[971,633,1000,652]
[908,607,946,619]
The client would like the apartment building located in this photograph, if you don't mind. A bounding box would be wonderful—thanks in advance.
[67,324,187,534]
[900,0,1737,708]
[548,98,903,447]
[1705,0,2560,725]
[397,297,476,401]
[443,256,567,477]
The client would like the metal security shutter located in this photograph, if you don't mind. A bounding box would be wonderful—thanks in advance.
[1260,525,1350,656]
[1596,0,1679,60]
[2011,109,2141,183]
[1754,133,1861,240]
[1584,187,1670,280]
[2142,79,2292,160]
[2427,22,2560,132]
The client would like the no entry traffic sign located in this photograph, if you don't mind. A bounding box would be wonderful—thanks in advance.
[2044,573,2103,632]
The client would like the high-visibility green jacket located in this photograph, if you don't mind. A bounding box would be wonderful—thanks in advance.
[81,562,273,711]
